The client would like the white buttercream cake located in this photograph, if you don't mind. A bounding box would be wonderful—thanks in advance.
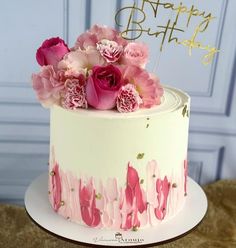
[48,86,190,230]
[31,25,190,231]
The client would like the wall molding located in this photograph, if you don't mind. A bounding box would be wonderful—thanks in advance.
[188,144,225,182]
[85,0,91,30]
[63,0,69,43]
[188,0,229,97]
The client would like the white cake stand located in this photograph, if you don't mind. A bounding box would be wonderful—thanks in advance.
[25,174,207,247]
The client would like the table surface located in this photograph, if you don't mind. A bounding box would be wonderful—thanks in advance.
[1,179,236,248]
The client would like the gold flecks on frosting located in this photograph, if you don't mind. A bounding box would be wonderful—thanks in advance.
[147,117,150,120]
[137,153,145,159]
[71,188,74,192]
[48,191,51,195]
[132,226,138,232]
[140,179,144,184]
[95,193,102,200]
[182,105,189,118]
[184,192,187,196]
[50,171,55,176]
[152,174,156,178]
[60,201,65,206]
[146,123,149,128]
[172,183,177,188]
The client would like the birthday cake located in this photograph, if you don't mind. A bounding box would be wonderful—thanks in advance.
[31,25,190,230]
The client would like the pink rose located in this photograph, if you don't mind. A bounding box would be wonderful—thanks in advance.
[117,84,142,113]
[122,65,163,108]
[86,65,123,110]
[122,42,148,68]
[96,39,123,63]
[74,24,128,50]
[62,76,88,110]
[36,37,69,66]
[31,65,64,107]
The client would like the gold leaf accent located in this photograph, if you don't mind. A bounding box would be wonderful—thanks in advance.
[182,105,190,118]
[172,183,177,188]
[95,193,102,200]
[48,191,51,195]
[132,226,138,232]
[50,171,55,176]
[60,201,65,206]
[187,110,189,117]
[146,123,149,128]
[152,174,156,178]
[182,105,187,117]
[140,179,144,184]
[137,153,145,159]
[147,117,150,120]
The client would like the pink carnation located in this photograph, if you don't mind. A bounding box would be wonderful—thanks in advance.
[122,42,148,68]
[75,24,128,50]
[96,39,123,63]
[122,66,163,108]
[31,65,64,107]
[62,76,87,110]
[117,84,142,113]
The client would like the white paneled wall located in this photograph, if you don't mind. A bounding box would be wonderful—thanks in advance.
[0,0,235,204]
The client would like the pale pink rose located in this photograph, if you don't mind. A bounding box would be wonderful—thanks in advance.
[122,65,163,108]
[62,77,88,110]
[58,47,105,74]
[31,65,64,107]
[116,84,142,113]
[36,37,69,66]
[75,24,128,49]
[96,39,123,63]
[122,42,148,68]
[86,65,123,110]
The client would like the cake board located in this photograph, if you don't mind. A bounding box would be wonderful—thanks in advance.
[25,173,207,247]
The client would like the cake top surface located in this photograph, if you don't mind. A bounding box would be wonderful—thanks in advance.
[53,85,189,119]
[31,25,166,114]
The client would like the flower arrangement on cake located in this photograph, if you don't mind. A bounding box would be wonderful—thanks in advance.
[32,25,163,113]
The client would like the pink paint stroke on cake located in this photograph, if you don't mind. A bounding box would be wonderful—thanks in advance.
[48,159,187,230]
[49,163,61,212]
[79,178,101,227]
[120,163,147,230]
[155,176,170,220]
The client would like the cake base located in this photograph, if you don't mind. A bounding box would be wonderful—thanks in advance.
[25,173,207,247]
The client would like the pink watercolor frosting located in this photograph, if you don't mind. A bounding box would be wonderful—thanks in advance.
[79,179,101,227]
[49,163,62,212]
[48,159,187,230]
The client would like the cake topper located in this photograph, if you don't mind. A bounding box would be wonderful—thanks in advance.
[115,0,219,65]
